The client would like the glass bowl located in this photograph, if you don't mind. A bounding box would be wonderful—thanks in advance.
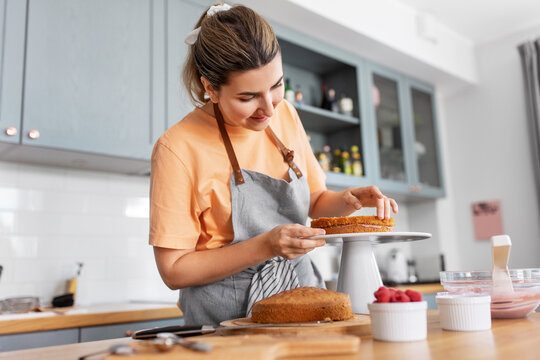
[440,269,540,318]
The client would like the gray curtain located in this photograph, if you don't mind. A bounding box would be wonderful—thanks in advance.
[518,39,540,206]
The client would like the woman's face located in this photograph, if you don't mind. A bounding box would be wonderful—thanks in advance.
[215,54,284,131]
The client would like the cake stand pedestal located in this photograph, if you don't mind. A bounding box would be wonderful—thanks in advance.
[320,232,431,314]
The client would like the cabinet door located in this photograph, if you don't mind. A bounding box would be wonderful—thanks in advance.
[166,0,212,129]
[21,0,164,159]
[366,64,413,194]
[406,80,445,197]
[0,328,78,352]
[0,0,26,144]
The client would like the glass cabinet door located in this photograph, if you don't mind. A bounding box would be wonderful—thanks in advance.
[372,73,407,183]
[409,86,441,190]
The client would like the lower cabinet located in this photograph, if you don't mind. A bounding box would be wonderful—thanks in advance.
[0,317,183,352]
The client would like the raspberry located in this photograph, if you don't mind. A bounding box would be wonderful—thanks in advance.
[374,286,391,303]
[405,289,423,302]
[391,290,410,302]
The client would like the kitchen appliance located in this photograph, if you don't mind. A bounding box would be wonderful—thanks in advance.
[313,232,431,314]
[385,248,408,283]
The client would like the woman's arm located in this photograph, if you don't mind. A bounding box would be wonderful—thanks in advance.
[309,186,398,219]
[154,224,326,289]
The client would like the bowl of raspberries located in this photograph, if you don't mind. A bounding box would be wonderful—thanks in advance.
[368,286,427,342]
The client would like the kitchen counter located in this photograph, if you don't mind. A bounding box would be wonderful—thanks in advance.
[0,302,183,335]
[2,311,538,359]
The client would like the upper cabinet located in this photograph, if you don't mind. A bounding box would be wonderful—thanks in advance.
[0,0,445,197]
[19,0,166,159]
[0,0,26,144]
[365,63,445,198]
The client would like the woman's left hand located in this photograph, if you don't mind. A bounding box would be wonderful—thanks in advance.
[343,186,398,219]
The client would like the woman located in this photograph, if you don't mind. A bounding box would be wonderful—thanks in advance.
[150,3,398,325]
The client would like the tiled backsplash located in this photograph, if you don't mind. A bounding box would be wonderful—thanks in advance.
[0,161,178,306]
[0,160,418,307]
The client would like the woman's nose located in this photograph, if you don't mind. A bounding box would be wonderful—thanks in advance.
[259,93,274,117]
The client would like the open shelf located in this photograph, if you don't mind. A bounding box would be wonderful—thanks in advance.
[295,104,359,133]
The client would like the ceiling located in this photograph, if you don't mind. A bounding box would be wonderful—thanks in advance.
[397,0,540,44]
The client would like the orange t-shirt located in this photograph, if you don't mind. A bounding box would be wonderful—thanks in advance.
[149,100,326,250]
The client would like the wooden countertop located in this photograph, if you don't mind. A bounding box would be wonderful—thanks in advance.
[2,311,539,359]
[0,303,183,335]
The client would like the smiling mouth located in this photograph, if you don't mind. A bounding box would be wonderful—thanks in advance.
[250,116,268,123]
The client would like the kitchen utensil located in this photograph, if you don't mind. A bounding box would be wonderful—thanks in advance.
[0,296,40,313]
[440,268,540,318]
[219,314,371,336]
[131,320,331,339]
[311,232,431,314]
[79,343,134,360]
[436,292,491,331]
[153,332,212,352]
[368,301,427,342]
[385,248,408,283]
[108,334,360,360]
[491,235,514,296]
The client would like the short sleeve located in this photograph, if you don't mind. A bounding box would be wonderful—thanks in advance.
[149,142,201,249]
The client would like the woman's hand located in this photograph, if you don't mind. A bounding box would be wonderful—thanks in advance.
[343,186,398,219]
[266,224,326,260]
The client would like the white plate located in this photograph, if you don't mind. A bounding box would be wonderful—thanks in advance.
[308,231,432,244]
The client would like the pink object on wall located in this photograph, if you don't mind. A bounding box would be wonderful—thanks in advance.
[472,200,504,240]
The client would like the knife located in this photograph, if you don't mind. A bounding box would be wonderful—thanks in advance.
[131,320,331,339]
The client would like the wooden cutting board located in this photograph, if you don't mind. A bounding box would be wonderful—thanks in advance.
[219,314,371,337]
[105,334,360,360]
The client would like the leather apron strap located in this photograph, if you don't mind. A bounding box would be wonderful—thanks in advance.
[213,102,304,185]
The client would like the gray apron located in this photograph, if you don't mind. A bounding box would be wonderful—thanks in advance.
[179,104,324,325]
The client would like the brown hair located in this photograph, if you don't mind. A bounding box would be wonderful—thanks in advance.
[182,4,280,105]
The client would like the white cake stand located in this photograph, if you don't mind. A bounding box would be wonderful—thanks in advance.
[311,232,432,314]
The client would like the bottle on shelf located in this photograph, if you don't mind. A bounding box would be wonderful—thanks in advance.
[332,148,342,173]
[340,150,352,175]
[321,83,332,110]
[285,78,295,103]
[350,145,364,177]
[328,88,339,113]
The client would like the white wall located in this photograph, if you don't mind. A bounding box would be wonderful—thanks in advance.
[439,26,540,270]
[0,161,178,305]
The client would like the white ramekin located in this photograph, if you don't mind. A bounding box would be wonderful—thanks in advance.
[436,293,491,331]
[368,301,427,342]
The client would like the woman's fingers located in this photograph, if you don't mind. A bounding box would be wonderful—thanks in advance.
[344,190,362,209]
[384,197,391,219]
[377,197,385,219]
[390,198,399,213]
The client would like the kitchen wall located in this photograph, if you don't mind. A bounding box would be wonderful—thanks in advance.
[0,161,178,305]
[438,25,540,271]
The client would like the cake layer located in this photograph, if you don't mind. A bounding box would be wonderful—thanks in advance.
[310,215,395,229]
[251,287,353,324]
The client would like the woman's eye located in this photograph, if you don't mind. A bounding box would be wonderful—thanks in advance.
[274,82,283,88]
[239,97,254,102]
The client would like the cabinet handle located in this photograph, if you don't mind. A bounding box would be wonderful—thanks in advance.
[28,129,40,140]
[409,185,416,192]
[5,126,18,136]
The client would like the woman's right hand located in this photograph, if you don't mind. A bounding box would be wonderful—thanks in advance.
[266,224,326,259]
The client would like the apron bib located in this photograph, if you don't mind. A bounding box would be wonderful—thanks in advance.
[179,104,324,325]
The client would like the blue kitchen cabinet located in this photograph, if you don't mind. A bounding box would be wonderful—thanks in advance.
[19,0,166,160]
[165,0,213,129]
[0,328,78,352]
[0,0,26,145]
[404,79,445,198]
[364,62,445,198]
